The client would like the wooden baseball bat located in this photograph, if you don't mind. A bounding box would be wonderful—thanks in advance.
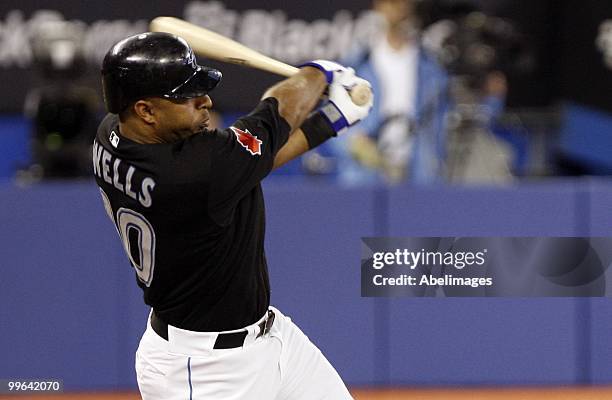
[149,16,372,106]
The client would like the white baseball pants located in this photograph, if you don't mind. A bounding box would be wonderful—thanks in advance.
[135,307,353,399]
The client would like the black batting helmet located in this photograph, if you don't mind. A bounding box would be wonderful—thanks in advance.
[101,32,222,113]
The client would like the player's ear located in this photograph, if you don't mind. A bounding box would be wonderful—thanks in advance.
[133,99,157,125]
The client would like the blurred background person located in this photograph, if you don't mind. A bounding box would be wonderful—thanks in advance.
[421,5,523,184]
[329,0,512,186]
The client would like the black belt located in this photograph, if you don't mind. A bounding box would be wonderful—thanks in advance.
[150,310,275,349]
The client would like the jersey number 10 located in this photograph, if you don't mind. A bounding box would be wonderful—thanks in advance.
[99,189,156,287]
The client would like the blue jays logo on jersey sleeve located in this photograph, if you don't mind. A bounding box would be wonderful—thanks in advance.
[230,126,263,156]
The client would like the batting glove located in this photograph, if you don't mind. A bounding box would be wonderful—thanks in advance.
[299,59,351,85]
[318,72,373,135]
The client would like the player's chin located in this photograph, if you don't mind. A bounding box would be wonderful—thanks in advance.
[174,126,201,140]
[196,120,209,132]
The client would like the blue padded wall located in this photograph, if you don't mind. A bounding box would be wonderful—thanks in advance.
[0,179,611,390]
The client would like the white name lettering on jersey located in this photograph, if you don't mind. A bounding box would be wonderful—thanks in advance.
[92,139,156,208]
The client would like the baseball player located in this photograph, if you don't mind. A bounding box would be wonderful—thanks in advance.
[93,32,372,399]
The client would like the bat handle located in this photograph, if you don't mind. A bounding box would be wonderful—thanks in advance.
[349,84,372,107]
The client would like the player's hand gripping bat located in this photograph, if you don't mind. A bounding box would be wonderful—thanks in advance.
[149,16,372,106]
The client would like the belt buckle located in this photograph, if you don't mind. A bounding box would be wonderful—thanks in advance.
[257,310,275,338]
[263,310,275,335]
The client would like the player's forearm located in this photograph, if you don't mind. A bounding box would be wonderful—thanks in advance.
[273,110,336,170]
[273,128,319,170]
[271,66,374,171]
[261,67,326,131]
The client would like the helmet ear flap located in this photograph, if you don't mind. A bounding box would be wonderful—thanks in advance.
[101,73,124,114]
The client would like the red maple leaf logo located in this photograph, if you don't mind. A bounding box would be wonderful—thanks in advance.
[230,126,263,156]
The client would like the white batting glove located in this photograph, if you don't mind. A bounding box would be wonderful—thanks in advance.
[299,59,351,84]
[318,72,373,135]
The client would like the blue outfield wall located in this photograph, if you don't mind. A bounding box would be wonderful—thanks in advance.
[0,179,611,390]
[558,103,612,173]
[586,180,612,384]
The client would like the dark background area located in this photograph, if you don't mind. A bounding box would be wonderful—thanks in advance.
[0,0,609,113]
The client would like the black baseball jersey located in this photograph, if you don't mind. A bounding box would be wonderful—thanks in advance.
[93,98,290,331]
